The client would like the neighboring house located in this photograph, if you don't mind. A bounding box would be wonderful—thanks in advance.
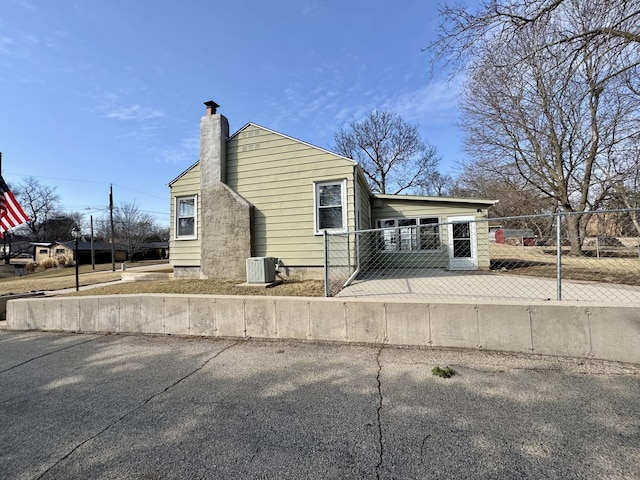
[494,228,537,246]
[133,242,170,261]
[168,101,497,280]
[33,241,127,264]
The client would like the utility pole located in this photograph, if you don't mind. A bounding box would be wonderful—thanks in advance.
[90,215,95,270]
[110,184,116,271]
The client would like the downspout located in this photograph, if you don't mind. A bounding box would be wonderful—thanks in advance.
[344,163,360,287]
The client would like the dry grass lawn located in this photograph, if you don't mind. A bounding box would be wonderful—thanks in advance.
[0,268,123,295]
[490,243,640,286]
[0,260,324,297]
[3,244,639,298]
[68,279,325,297]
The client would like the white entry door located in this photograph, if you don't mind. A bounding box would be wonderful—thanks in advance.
[447,216,478,270]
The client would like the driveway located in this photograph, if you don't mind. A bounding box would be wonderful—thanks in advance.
[1,331,638,479]
[336,268,640,303]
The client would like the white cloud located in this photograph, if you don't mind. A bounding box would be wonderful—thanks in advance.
[104,104,164,121]
[0,37,16,56]
[148,134,200,166]
[0,30,60,59]
[302,2,319,17]
[385,74,464,126]
[11,0,37,12]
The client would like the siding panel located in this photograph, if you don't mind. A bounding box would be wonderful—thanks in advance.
[170,164,201,266]
[227,125,356,267]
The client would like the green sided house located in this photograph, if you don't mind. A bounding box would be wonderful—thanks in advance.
[168,101,497,281]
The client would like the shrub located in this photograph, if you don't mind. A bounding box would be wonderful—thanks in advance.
[56,254,71,266]
[25,262,38,273]
[40,257,59,269]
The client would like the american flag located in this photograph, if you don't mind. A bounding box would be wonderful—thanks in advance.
[0,176,29,233]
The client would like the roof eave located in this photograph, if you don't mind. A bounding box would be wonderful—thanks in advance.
[372,193,499,206]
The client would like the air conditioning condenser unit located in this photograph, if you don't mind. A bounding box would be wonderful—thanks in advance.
[246,257,276,283]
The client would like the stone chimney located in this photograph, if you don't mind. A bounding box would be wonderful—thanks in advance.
[200,100,228,184]
[198,101,253,280]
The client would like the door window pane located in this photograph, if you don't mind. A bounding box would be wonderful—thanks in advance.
[453,222,470,239]
[453,239,472,258]
[452,221,471,258]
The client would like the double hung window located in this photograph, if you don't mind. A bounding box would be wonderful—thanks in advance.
[175,195,197,239]
[315,180,347,233]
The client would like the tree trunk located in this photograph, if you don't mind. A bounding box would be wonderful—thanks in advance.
[566,214,583,256]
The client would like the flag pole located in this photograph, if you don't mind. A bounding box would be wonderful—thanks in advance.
[0,152,6,265]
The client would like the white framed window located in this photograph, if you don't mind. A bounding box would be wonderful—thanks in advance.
[314,180,347,234]
[175,195,197,240]
[376,216,441,251]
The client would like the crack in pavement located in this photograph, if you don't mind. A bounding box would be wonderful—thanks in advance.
[35,341,239,480]
[0,336,100,374]
[420,434,431,465]
[375,344,384,480]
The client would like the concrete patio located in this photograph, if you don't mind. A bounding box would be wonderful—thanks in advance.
[336,268,640,303]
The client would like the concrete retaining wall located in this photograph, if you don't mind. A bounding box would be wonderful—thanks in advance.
[0,292,45,320]
[6,295,640,364]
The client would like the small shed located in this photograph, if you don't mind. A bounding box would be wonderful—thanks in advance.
[494,228,537,246]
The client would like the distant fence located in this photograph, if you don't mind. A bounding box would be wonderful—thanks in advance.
[324,209,640,303]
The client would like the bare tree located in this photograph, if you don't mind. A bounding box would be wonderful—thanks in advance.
[102,201,158,261]
[333,111,443,195]
[432,0,640,81]
[433,0,640,254]
[607,147,640,235]
[43,212,85,241]
[452,164,557,238]
[14,177,60,240]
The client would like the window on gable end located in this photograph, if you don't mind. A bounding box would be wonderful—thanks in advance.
[315,180,347,234]
[175,195,197,240]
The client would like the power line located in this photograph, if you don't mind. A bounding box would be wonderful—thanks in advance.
[112,183,167,201]
[3,172,107,185]
[3,172,168,201]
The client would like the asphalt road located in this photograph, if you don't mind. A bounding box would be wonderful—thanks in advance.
[1,331,638,479]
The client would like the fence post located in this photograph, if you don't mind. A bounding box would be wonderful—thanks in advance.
[323,230,330,297]
[556,214,562,301]
[347,232,351,272]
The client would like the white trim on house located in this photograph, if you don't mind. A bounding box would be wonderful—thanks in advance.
[174,194,198,240]
[447,215,478,270]
[373,194,499,206]
[313,179,348,235]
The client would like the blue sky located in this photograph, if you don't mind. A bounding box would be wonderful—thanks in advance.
[1,0,470,230]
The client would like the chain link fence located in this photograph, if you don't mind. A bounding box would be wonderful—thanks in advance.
[324,209,640,303]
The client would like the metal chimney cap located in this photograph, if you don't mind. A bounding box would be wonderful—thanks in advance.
[204,101,220,114]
